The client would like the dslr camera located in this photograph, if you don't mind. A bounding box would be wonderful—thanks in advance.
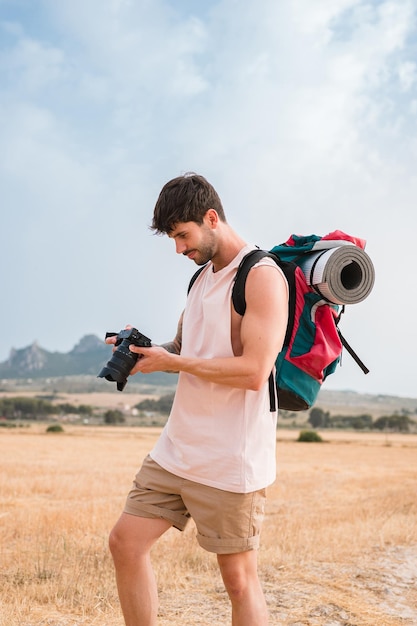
[98,327,152,391]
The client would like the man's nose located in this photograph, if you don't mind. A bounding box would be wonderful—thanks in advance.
[175,240,187,254]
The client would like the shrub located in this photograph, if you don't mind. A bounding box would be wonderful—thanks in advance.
[297,430,323,442]
[103,409,125,424]
[135,393,175,415]
[46,424,64,433]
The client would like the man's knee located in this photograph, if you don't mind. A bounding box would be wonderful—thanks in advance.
[217,551,259,597]
[221,573,248,601]
[109,512,171,563]
[108,521,128,563]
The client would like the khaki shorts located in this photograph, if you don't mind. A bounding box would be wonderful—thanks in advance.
[124,455,266,554]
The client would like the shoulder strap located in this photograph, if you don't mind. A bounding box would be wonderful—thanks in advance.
[187,265,207,295]
[232,249,279,413]
[232,249,273,315]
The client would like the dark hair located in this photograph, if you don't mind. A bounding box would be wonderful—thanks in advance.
[151,172,226,234]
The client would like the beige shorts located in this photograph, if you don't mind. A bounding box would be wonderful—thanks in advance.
[124,455,266,554]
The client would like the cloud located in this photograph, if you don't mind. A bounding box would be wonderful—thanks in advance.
[0,35,64,94]
[45,0,209,100]
[1,0,416,396]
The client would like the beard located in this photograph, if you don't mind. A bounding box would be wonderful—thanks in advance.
[184,227,216,266]
[193,245,214,265]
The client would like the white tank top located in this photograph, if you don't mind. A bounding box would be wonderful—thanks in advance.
[150,244,284,493]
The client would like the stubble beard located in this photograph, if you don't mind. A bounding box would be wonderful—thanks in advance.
[188,229,217,266]
[194,244,215,266]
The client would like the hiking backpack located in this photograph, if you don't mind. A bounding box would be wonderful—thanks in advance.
[188,231,373,412]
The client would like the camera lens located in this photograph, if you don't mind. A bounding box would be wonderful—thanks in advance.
[98,339,139,391]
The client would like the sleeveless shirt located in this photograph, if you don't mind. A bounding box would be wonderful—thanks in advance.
[150,244,285,493]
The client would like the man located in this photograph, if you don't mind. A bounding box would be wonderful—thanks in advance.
[108,173,288,625]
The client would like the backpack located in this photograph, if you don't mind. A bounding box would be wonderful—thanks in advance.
[188,231,374,412]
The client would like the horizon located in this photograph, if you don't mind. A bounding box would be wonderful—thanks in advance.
[2,333,417,402]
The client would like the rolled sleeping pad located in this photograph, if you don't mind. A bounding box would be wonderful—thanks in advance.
[298,244,375,305]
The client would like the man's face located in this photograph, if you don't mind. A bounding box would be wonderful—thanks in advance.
[169,216,216,266]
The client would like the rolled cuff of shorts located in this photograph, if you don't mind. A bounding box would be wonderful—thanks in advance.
[196,533,260,554]
[124,498,190,532]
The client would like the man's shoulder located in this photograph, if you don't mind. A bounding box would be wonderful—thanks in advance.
[246,258,288,289]
[241,251,288,285]
[233,252,288,315]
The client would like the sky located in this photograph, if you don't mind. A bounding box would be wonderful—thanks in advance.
[1,0,416,398]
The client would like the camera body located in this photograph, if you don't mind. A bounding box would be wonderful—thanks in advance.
[98,327,152,391]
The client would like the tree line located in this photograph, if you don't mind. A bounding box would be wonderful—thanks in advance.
[1,395,415,432]
[0,397,93,420]
[304,406,413,432]
[135,396,416,432]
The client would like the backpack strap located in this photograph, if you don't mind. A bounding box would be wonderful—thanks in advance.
[233,250,295,343]
[232,249,274,314]
[267,371,277,413]
[232,249,279,413]
[335,306,369,374]
[187,265,207,295]
[338,330,370,374]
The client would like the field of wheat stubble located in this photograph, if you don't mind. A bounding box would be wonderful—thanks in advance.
[0,425,416,626]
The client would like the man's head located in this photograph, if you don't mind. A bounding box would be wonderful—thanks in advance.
[151,173,226,235]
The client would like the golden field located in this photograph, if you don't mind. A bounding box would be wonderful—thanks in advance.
[0,425,416,626]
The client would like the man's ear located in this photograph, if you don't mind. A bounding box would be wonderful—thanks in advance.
[205,209,219,228]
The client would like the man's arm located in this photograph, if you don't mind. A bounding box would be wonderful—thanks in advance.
[157,311,183,373]
[129,265,288,390]
[160,311,184,355]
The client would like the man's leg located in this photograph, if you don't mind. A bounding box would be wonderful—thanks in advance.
[217,550,269,626]
[109,511,172,626]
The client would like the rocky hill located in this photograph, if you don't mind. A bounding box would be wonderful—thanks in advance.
[0,335,110,379]
[0,336,175,388]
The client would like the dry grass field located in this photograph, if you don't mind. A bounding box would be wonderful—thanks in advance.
[0,425,416,626]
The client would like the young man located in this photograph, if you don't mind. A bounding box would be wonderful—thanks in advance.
[108,173,288,625]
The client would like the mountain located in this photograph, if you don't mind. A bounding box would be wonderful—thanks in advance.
[0,335,111,379]
[0,335,177,388]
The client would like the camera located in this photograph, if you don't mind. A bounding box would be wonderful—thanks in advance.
[98,327,152,391]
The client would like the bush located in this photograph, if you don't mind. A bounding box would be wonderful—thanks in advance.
[297,430,323,442]
[104,409,125,424]
[46,424,64,433]
[135,393,175,415]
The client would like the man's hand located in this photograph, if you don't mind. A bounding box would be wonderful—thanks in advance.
[104,325,134,349]
[105,334,118,347]
[129,344,178,375]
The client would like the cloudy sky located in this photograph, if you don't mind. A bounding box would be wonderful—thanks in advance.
[1,0,416,398]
